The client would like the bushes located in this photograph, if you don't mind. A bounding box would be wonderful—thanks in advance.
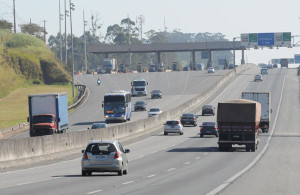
[40,59,70,84]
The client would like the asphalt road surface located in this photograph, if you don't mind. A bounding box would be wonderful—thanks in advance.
[1,67,298,195]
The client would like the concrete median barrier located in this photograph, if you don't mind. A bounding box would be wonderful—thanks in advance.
[0,64,254,169]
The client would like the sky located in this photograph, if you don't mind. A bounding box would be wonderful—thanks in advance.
[1,0,300,66]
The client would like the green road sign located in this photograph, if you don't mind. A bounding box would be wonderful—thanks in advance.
[249,33,257,42]
[283,32,291,41]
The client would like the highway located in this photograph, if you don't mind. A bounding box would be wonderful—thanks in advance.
[1,67,299,194]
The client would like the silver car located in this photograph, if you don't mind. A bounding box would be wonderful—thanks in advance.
[164,119,183,135]
[81,140,130,176]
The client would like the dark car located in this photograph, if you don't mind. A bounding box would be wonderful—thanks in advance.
[200,122,218,137]
[180,113,198,127]
[151,90,162,99]
[202,105,215,116]
[134,100,147,111]
[273,64,278,68]
[183,66,190,71]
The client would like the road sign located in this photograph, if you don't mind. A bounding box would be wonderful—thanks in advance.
[249,33,257,42]
[295,54,300,63]
[283,32,291,41]
[258,33,274,46]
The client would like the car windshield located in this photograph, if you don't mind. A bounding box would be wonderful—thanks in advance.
[136,101,145,105]
[152,90,161,93]
[182,114,194,118]
[91,123,106,129]
[166,121,179,125]
[32,115,54,124]
[150,108,160,112]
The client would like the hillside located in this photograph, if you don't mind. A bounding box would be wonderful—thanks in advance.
[0,30,71,98]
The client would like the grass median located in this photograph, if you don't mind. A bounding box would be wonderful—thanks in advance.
[0,84,77,129]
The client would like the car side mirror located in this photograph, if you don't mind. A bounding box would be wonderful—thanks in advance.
[87,127,90,130]
[81,150,85,153]
[58,118,61,122]
[163,124,165,125]
[27,117,29,122]
[102,103,104,108]
[131,82,133,86]
[270,109,272,113]
[125,149,130,153]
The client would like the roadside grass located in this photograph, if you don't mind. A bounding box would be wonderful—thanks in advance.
[0,84,77,129]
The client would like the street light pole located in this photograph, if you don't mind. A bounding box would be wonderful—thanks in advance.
[69,0,75,97]
[59,0,63,61]
[83,10,88,72]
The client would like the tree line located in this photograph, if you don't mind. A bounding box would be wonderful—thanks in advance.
[0,17,233,72]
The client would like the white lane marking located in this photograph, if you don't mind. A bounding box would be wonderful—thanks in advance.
[123,181,135,185]
[147,174,156,178]
[195,157,200,160]
[184,162,191,165]
[15,182,32,186]
[207,70,287,195]
[151,150,157,154]
[86,189,103,194]
[166,168,176,172]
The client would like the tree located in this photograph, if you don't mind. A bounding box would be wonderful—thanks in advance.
[0,20,13,31]
[89,11,103,42]
[20,23,46,40]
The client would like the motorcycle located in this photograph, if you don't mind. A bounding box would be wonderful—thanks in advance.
[97,79,101,86]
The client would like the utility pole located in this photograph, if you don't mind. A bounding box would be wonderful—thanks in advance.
[64,0,68,66]
[59,0,63,61]
[137,15,144,41]
[83,10,88,72]
[13,0,16,33]
[69,0,75,97]
[42,20,47,43]
[127,15,131,66]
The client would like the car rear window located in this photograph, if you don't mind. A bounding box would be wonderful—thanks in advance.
[182,114,194,118]
[150,108,160,112]
[86,143,116,155]
[136,101,145,105]
[166,121,179,125]
[203,105,212,109]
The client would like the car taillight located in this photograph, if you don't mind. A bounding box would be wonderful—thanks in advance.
[178,121,180,125]
[114,151,120,159]
[214,127,218,130]
[193,117,195,121]
[201,127,203,130]
[83,152,88,159]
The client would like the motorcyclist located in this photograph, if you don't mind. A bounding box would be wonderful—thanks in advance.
[97,78,101,85]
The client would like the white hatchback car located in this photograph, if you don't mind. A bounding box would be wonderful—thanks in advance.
[81,140,130,176]
[164,119,183,135]
[148,107,162,117]
[208,67,215,73]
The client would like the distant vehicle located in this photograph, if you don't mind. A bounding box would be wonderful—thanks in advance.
[97,69,105,74]
[86,70,92,74]
[196,63,205,71]
[261,68,268,75]
[254,74,263,82]
[88,123,107,130]
[151,90,162,99]
[273,64,278,68]
[200,122,218,137]
[164,119,183,135]
[228,64,235,69]
[102,90,131,123]
[81,140,130,176]
[183,66,190,71]
[202,105,215,116]
[97,78,101,85]
[28,93,68,137]
[172,62,181,71]
[280,58,289,68]
[134,100,147,111]
[217,99,261,152]
[148,66,156,72]
[103,58,116,73]
[267,64,273,69]
[148,107,162,117]
[180,113,198,127]
[242,92,271,133]
[208,67,215,73]
[131,78,148,96]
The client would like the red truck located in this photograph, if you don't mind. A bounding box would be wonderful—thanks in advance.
[217,99,261,152]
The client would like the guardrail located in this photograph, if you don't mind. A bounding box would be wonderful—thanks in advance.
[0,64,254,169]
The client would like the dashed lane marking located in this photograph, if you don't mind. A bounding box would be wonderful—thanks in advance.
[86,189,103,194]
